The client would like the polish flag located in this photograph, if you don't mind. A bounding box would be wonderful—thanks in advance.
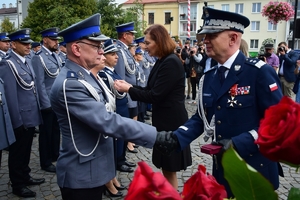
[269,83,278,91]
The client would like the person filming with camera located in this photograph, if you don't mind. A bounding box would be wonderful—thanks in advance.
[185,46,203,103]
[277,42,299,100]
[263,43,279,73]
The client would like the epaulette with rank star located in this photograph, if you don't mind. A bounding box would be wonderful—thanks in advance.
[66,70,78,79]
[35,50,42,55]
[245,58,265,69]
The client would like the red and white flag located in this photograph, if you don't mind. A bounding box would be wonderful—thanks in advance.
[269,83,278,91]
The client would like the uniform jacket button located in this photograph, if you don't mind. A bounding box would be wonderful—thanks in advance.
[217,120,221,124]
[217,106,221,110]
[218,135,222,139]
[238,103,242,107]
[260,164,263,167]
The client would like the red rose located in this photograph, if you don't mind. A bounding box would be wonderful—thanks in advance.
[181,165,227,200]
[125,161,182,200]
[256,96,300,165]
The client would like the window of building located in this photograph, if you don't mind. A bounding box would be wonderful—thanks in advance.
[191,5,197,20]
[235,3,244,14]
[268,22,277,31]
[148,13,154,25]
[250,39,259,49]
[221,4,229,11]
[251,21,260,31]
[252,3,261,13]
[165,12,171,24]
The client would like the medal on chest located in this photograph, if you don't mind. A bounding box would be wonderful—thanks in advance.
[227,84,238,107]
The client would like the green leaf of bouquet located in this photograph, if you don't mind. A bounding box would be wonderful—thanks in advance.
[287,187,300,200]
[222,147,278,200]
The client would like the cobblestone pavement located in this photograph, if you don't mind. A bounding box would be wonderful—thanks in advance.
[0,100,298,200]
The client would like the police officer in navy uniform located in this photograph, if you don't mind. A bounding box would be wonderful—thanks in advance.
[58,41,67,65]
[27,42,41,59]
[98,39,136,173]
[0,78,15,168]
[135,36,155,116]
[0,32,10,59]
[155,7,283,197]
[31,27,62,173]
[114,22,139,155]
[135,36,153,83]
[133,46,147,122]
[114,23,137,115]
[50,14,157,200]
[0,29,44,198]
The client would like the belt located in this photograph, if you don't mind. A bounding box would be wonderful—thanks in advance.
[279,74,284,77]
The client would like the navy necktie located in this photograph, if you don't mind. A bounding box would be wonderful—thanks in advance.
[89,73,108,102]
[52,53,58,63]
[218,66,227,84]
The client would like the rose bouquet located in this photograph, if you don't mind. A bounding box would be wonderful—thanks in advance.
[125,97,300,199]
[125,162,227,200]
[262,1,295,24]
[256,96,300,167]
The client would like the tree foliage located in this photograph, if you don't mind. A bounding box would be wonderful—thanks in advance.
[97,0,124,39]
[0,17,16,33]
[97,0,147,39]
[121,0,147,38]
[21,0,98,41]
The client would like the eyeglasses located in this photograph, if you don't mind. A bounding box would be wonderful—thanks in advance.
[126,32,134,36]
[76,41,104,52]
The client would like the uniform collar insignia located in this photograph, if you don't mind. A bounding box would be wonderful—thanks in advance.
[234,65,241,71]
[78,71,84,79]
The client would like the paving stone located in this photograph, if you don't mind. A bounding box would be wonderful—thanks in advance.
[0,99,298,200]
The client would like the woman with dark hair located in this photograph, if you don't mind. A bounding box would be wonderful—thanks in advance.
[115,24,192,189]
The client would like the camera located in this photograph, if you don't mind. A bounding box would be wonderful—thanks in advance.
[176,48,181,54]
[278,46,285,52]
[258,54,265,61]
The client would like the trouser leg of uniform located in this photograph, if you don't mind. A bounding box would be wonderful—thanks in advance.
[9,127,34,189]
[51,112,60,162]
[116,141,126,167]
[39,110,53,168]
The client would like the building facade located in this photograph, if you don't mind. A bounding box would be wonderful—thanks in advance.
[0,3,18,30]
[123,0,300,56]
[0,0,33,30]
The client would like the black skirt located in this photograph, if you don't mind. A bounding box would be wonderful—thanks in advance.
[152,145,192,172]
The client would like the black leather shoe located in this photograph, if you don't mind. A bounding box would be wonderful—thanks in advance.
[133,145,139,148]
[113,183,126,190]
[13,186,36,197]
[144,115,150,120]
[117,165,134,173]
[126,147,138,153]
[104,186,123,197]
[125,161,136,167]
[26,177,45,186]
[42,164,56,173]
